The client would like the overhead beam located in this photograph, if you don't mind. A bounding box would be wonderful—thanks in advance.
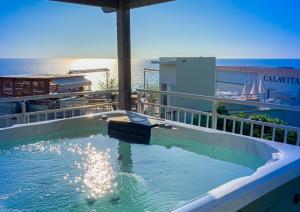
[51,0,174,10]
[126,0,174,9]
[102,0,175,13]
[50,0,117,8]
[101,7,117,13]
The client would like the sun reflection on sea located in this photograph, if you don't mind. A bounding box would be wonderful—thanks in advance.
[69,59,118,91]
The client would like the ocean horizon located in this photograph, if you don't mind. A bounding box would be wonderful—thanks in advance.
[1,58,300,90]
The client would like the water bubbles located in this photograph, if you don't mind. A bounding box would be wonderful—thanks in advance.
[14,140,62,154]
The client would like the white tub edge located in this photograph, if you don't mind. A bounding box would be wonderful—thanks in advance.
[162,119,300,212]
[1,111,300,211]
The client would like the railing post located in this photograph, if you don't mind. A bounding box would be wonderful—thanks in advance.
[198,114,201,127]
[284,129,288,143]
[206,115,210,128]
[212,101,218,129]
[250,123,254,137]
[297,131,300,146]
[232,120,236,133]
[272,127,276,141]
[240,122,244,135]
[21,100,26,124]
[137,92,142,113]
[159,106,162,119]
[261,125,265,139]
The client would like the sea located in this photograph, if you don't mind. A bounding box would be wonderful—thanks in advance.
[1,58,300,126]
[1,58,300,90]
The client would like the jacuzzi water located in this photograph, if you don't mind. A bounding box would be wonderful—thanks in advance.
[0,123,266,211]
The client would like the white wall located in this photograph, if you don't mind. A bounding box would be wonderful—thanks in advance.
[159,57,216,112]
[159,64,176,85]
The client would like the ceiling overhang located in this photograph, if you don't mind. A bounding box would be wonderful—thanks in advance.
[51,0,174,13]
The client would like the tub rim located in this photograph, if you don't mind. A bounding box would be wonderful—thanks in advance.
[1,110,300,211]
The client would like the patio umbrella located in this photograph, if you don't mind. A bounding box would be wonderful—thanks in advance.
[258,78,266,101]
[241,81,250,99]
[250,80,259,100]
[258,78,265,94]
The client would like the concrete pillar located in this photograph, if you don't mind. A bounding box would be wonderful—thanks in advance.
[117,2,132,111]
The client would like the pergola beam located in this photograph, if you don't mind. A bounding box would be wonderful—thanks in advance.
[51,0,174,9]
[127,0,174,9]
[51,0,117,8]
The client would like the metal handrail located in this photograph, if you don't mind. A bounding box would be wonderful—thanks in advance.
[25,102,117,117]
[0,102,118,128]
[137,89,300,146]
[0,89,118,128]
[216,113,300,132]
[0,90,118,103]
[137,89,300,112]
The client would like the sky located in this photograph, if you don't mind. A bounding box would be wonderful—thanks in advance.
[0,0,300,59]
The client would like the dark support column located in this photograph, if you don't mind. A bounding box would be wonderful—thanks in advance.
[117,1,132,111]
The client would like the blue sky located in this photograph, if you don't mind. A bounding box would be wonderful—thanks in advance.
[0,0,300,59]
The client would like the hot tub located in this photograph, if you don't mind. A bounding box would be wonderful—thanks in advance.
[0,111,300,211]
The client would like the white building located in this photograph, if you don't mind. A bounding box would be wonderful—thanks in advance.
[144,59,300,126]
[153,57,216,112]
[217,66,300,106]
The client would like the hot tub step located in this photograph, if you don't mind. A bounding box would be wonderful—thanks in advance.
[108,120,157,145]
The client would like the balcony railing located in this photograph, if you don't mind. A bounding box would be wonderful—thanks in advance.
[1,88,300,146]
[137,89,300,146]
[0,90,118,128]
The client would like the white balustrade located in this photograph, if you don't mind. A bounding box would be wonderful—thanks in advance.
[137,89,300,146]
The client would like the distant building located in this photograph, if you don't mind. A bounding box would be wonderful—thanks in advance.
[0,74,92,115]
[153,57,216,112]
[144,59,300,126]
[0,74,91,97]
[216,66,300,106]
